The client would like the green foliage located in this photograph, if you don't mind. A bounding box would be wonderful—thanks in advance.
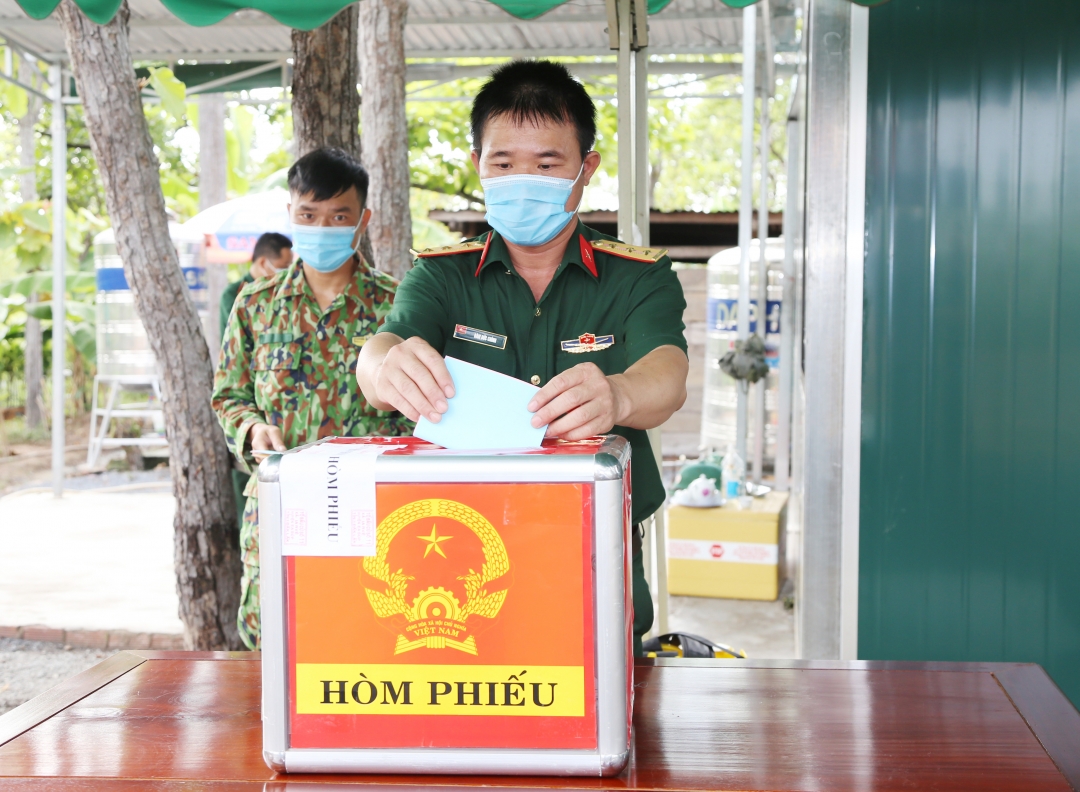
[0,267,98,364]
[0,76,28,120]
[0,199,105,275]
[407,96,483,208]
[147,67,187,121]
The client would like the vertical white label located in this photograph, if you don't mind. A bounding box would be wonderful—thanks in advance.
[278,444,400,557]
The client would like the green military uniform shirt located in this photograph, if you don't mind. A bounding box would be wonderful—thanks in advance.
[221,272,256,530]
[212,258,413,649]
[379,220,688,527]
[220,272,254,343]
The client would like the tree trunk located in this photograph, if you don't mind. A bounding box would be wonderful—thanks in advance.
[290,6,378,267]
[56,0,242,651]
[198,92,228,358]
[18,58,45,431]
[291,5,361,159]
[359,0,413,279]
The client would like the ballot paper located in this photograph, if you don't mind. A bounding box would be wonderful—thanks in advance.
[278,443,400,557]
[413,357,547,450]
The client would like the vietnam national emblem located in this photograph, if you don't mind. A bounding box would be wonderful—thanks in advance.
[362,499,510,656]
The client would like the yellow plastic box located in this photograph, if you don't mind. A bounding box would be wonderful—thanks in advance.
[666,492,788,601]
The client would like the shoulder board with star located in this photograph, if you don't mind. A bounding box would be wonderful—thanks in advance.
[590,238,668,263]
[413,240,486,259]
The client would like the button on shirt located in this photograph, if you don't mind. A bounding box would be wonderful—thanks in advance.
[378,221,688,524]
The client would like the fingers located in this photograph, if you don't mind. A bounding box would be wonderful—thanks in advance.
[530,384,591,429]
[528,367,585,413]
[529,364,603,427]
[250,423,287,452]
[375,338,455,423]
[410,340,455,399]
[267,425,287,451]
[547,407,614,441]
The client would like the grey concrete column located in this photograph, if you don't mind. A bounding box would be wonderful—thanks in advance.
[198,92,228,360]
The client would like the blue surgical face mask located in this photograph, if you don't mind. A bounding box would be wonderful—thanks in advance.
[481,163,585,247]
[290,223,360,273]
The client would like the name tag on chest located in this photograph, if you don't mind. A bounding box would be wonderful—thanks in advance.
[453,324,507,350]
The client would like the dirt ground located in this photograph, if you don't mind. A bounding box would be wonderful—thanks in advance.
[0,413,93,496]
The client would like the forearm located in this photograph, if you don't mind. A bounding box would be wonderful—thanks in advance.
[609,345,688,430]
[356,332,404,411]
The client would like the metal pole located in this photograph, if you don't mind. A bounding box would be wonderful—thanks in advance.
[776,113,801,492]
[616,0,633,244]
[753,0,774,486]
[633,47,649,246]
[753,82,770,485]
[50,62,66,499]
[736,4,756,464]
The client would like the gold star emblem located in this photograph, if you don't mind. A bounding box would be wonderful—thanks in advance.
[417,523,453,558]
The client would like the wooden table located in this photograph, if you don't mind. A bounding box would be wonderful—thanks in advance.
[1,652,1078,791]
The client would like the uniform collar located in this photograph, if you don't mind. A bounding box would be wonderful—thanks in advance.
[475,220,599,280]
[274,257,367,306]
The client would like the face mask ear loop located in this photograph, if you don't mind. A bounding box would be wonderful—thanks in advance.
[351,218,364,260]
[565,159,588,214]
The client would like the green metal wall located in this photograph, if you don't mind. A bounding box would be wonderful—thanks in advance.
[861,0,1080,705]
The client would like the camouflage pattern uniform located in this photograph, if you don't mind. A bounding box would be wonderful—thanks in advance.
[212,260,413,649]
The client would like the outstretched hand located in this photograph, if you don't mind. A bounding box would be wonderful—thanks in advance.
[372,336,456,423]
[527,363,628,441]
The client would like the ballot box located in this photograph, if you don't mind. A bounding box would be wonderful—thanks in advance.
[257,435,633,776]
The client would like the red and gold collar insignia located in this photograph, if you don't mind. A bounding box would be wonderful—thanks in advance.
[473,232,494,277]
[579,234,598,277]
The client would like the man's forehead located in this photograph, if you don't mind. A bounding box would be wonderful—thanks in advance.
[289,188,361,209]
[481,115,578,153]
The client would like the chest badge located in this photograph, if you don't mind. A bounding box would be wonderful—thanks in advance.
[453,324,507,350]
[561,332,615,353]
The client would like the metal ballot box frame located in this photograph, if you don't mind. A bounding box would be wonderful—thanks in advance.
[258,435,633,776]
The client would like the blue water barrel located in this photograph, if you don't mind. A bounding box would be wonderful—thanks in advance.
[701,239,785,461]
[94,224,208,377]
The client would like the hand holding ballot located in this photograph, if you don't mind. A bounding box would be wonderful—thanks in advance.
[367,335,456,424]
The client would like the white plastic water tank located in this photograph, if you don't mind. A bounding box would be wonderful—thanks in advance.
[94,223,209,377]
[701,239,785,465]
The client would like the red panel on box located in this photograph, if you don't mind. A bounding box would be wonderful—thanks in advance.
[286,482,596,750]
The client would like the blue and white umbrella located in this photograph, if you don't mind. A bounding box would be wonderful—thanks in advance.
[181,188,291,263]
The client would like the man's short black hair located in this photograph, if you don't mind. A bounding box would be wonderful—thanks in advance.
[471,60,597,159]
[287,147,369,207]
[252,232,292,263]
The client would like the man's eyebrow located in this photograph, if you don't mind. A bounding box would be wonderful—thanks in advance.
[296,202,354,212]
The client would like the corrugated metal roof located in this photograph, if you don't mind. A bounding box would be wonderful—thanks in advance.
[0,0,798,62]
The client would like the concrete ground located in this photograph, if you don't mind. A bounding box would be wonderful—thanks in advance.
[0,481,183,635]
[666,595,794,659]
[0,638,112,716]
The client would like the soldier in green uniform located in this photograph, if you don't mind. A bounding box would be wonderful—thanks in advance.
[219,232,293,530]
[356,61,688,656]
[213,147,412,650]
[219,232,293,343]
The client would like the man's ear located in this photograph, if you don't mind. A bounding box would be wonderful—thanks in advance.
[583,150,602,185]
[470,149,481,172]
[357,207,373,237]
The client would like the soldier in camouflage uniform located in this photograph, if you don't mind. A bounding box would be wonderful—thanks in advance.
[212,148,411,650]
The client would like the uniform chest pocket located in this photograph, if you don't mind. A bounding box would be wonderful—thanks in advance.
[254,342,303,371]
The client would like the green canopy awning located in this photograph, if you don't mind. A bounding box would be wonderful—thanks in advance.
[16,0,885,29]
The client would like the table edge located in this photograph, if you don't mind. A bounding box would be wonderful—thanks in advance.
[994,665,1080,792]
[0,651,146,748]
[636,657,1043,672]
